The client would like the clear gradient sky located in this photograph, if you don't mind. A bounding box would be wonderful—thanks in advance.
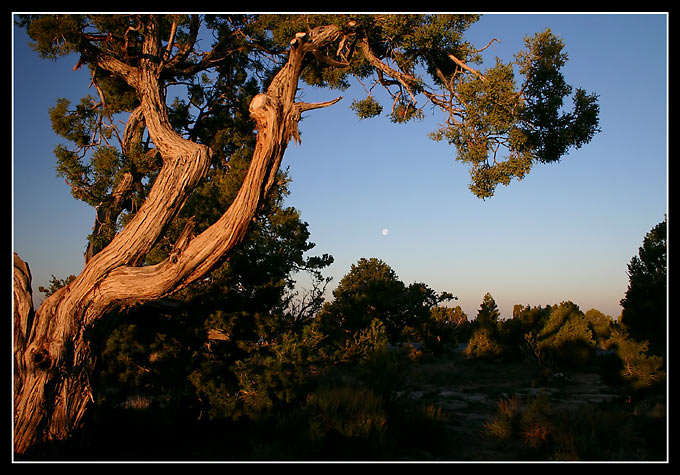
[12,13,668,319]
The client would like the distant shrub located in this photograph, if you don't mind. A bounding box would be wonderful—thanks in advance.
[533,302,596,368]
[464,293,504,360]
[584,308,615,348]
[464,327,504,360]
[414,305,471,354]
[499,305,552,360]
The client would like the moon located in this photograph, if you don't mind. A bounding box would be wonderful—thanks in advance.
[381,228,389,236]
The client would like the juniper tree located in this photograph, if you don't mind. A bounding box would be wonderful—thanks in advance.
[318,257,452,344]
[620,217,667,357]
[13,14,599,455]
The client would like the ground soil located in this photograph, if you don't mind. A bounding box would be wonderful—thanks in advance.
[393,354,662,461]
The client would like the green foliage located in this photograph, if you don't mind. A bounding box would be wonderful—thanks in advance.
[191,320,328,421]
[98,163,334,423]
[355,342,411,399]
[18,13,600,218]
[531,302,596,368]
[431,29,599,199]
[464,292,503,359]
[465,326,504,360]
[537,302,593,343]
[38,274,77,297]
[318,257,452,345]
[417,305,470,353]
[475,292,500,325]
[497,305,551,361]
[17,14,86,59]
[605,327,665,391]
[99,307,201,410]
[584,308,614,348]
[350,96,383,119]
[331,318,389,365]
[620,217,667,357]
[517,30,601,164]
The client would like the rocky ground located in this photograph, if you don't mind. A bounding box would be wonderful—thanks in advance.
[393,355,664,461]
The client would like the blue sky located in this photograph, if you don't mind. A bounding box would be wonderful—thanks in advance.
[12,13,667,319]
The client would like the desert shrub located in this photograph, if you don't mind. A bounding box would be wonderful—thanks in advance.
[189,320,327,421]
[533,302,596,368]
[547,404,641,461]
[464,326,504,360]
[330,318,389,364]
[413,305,471,354]
[584,308,615,348]
[498,305,552,360]
[485,393,647,460]
[604,327,665,392]
[355,345,411,400]
[483,394,522,441]
[305,385,387,440]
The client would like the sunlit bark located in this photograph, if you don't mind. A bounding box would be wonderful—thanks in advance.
[13,17,343,456]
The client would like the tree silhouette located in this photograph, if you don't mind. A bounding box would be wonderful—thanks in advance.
[319,257,452,344]
[620,217,667,357]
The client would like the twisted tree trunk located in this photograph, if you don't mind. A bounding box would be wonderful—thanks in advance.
[13,18,343,456]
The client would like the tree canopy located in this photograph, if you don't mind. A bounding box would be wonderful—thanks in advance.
[19,14,600,227]
[318,257,453,344]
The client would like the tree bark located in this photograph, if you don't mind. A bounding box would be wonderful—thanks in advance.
[13,17,344,457]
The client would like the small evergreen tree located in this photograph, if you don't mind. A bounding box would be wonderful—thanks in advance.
[464,292,504,359]
[619,217,667,357]
[476,292,501,326]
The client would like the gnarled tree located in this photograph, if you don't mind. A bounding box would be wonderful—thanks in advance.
[13,14,599,456]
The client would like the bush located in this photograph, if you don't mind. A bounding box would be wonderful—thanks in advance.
[356,346,411,400]
[464,327,504,360]
[189,320,327,421]
[499,305,552,360]
[483,395,522,441]
[418,305,471,353]
[484,393,648,460]
[305,385,387,440]
[605,327,665,391]
[533,302,596,368]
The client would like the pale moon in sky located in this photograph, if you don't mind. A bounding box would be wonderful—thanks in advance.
[381,228,389,236]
